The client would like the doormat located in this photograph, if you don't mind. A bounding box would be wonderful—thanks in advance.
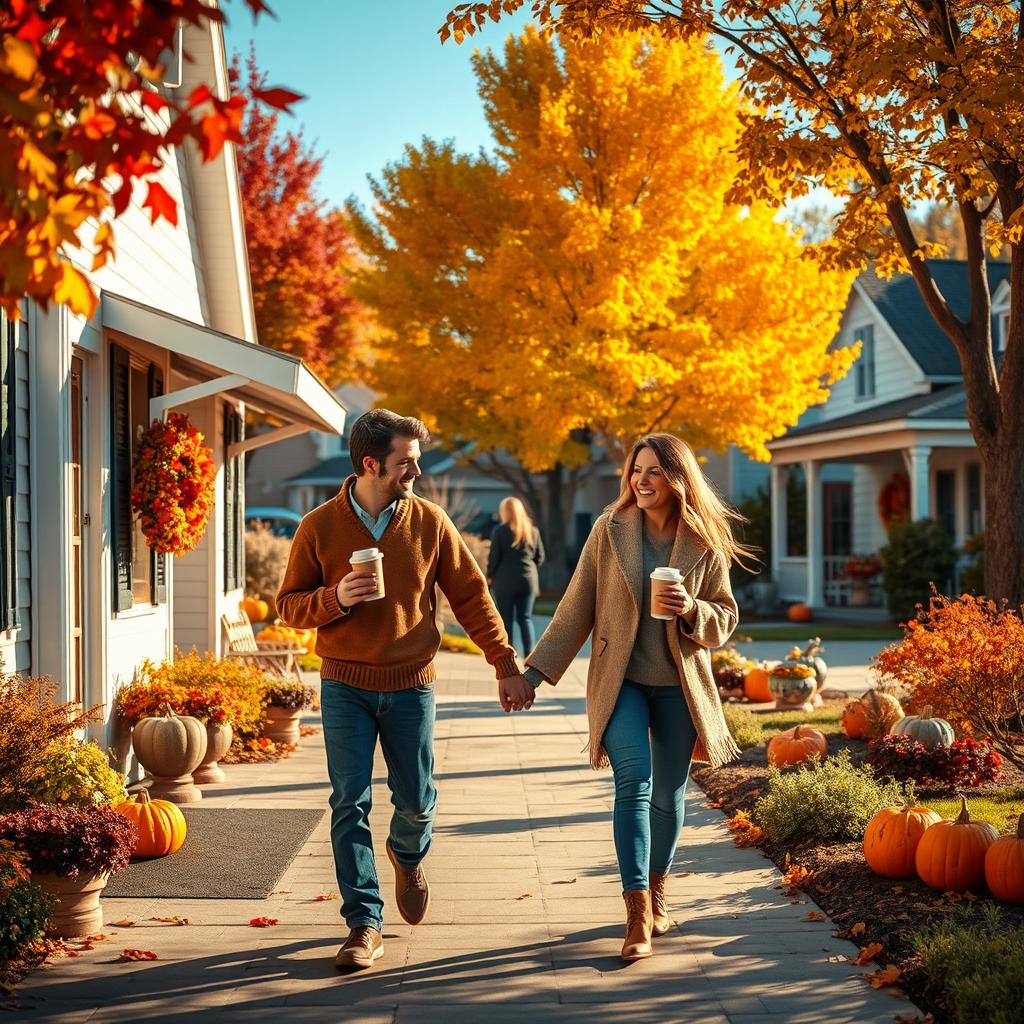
[105,807,324,900]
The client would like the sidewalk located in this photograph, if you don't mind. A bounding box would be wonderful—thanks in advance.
[16,652,912,1023]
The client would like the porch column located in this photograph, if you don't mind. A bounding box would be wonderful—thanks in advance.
[770,462,785,582]
[805,460,824,607]
[909,445,932,520]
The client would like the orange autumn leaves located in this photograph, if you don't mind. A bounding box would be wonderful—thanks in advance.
[0,1,300,320]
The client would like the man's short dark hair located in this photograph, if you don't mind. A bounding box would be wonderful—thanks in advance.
[348,409,430,475]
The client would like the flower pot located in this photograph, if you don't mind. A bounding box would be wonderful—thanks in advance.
[850,577,871,607]
[132,710,207,804]
[263,705,302,746]
[193,722,233,785]
[768,672,817,713]
[35,871,110,938]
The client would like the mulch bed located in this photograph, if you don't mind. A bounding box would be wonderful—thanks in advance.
[693,730,1024,1024]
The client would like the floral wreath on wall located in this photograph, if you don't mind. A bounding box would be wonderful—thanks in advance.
[131,412,217,555]
[877,472,910,531]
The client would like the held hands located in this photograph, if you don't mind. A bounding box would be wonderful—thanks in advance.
[658,583,695,619]
[336,569,379,609]
[498,674,535,713]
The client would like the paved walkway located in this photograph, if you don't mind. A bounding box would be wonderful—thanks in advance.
[17,653,913,1023]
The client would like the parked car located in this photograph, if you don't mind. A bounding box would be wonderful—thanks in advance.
[245,506,303,539]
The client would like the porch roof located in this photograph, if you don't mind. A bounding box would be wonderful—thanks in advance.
[101,292,346,436]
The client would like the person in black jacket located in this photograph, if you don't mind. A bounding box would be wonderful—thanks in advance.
[486,497,545,655]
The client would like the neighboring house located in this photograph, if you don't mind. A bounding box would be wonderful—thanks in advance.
[766,260,1008,609]
[0,17,345,750]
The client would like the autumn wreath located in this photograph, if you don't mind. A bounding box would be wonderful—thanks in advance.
[131,412,216,555]
[877,472,910,530]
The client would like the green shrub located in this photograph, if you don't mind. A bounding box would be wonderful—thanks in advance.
[26,740,127,807]
[914,905,1024,1024]
[753,749,913,843]
[0,843,52,963]
[722,704,764,750]
[879,517,956,623]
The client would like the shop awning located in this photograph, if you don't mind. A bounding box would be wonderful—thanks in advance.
[101,292,346,453]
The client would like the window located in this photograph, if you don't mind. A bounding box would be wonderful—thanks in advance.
[966,463,983,536]
[935,469,957,541]
[823,483,852,557]
[0,310,18,631]
[223,405,244,593]
[854,325,875,398]
[110,344,165,611]
[786,465,807,557]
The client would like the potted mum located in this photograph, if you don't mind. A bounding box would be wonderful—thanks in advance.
[262,683,318,746]
[0,805,134,937]
[185,686,241,785]
[26,740,128,808]
[844,553,882,606]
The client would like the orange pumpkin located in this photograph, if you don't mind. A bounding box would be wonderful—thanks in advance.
[841,690,904,740]
[767,725,828,767]
[915,795,998,893]
[240,596,269,623]
[984,813,1024,904]
[863,801,942,879]
[743,666,773,703]
[115,790,187,858]
[787,603,813,623]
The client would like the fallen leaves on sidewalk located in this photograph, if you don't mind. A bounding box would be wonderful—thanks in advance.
[894,1014,934,1024]
[854,942,884,965]
[151,916,189,926]
[864,964,903,989]
[552,878,577,885]
[314,893,337,901]
[726,809,764,847]
[779,858,815,896]
[118,949,158,962]
[249,917,279,927]
[111,918,135,927]
[515,893,532,900]
[299,725,320,737]
[803,911,825,921]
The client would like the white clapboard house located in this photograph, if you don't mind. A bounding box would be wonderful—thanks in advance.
[766,260,1009,609]
[0,16,346,745]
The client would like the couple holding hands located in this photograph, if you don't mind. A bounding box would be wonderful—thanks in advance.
[276,409,748,969]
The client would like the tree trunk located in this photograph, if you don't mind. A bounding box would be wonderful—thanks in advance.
[983,446,1024,605]
[539,463,579,592]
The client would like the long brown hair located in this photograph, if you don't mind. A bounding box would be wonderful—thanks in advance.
[609,434,755,567]
[499,496,534,549]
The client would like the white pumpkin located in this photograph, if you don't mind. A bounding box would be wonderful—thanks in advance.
[891,706,954,750]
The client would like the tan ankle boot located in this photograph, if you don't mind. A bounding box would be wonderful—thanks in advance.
[620,889,653,961]
[650,872,671,936]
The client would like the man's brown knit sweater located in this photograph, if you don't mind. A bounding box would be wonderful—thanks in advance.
[276,477,519,690]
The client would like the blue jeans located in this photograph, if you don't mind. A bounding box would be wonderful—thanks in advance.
[494,590,536,655]
[320,679,437,930]
[602,681,698,893]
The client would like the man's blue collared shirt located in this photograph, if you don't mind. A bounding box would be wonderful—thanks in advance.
[349,490,398,542]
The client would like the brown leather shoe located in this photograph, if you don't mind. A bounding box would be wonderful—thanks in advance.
[386,840,430,925]
[621,889,653,961]
[335,926,383,969]
[650,871,671,936]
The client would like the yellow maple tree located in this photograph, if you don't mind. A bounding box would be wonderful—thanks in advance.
[440,0,1024,604]
[350,28,854,569]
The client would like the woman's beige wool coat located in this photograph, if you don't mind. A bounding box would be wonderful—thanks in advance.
[526,504,742,769]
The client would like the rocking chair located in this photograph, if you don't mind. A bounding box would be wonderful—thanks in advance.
[221,610,305,682]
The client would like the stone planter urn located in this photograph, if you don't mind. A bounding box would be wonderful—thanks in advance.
[850,576,872,607]
[263,705,302,746]
[768,671,817,713]
[193,721,233,785]
[132,708,207,803]
[36,871,110,938]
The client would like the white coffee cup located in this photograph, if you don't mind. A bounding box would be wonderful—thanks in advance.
[650,566,683,620]
[351,547,385,601]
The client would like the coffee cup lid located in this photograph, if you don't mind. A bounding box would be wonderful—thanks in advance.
[351,547,382,562]
[650,566,682,581]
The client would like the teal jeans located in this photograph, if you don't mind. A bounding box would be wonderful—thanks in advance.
[602,680,698,893]
[320,678,437,930]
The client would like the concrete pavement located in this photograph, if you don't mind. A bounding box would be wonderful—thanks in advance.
[14,652,913,1023]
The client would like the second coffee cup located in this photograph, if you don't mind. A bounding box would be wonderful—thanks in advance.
[351,547,385,601]
[650,566,683,620]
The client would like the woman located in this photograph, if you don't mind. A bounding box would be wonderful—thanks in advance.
[487,497,545,656]
[523,434,749,962]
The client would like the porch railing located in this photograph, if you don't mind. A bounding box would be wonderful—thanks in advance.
[823,555,884,608]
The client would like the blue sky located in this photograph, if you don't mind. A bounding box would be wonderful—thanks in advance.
[223,0,532,212]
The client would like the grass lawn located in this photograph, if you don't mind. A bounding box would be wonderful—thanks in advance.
[735,624,901,642]
[753,704,845,737]
[921,789,1024,834]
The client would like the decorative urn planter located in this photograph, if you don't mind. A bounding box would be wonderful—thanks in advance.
[767,666,818,713]
[263,705,302,746]
[35,871,110,938]
[132,708,208,803]
[850,576,871,607]
[193,721,234,785]
[109,708,134,775]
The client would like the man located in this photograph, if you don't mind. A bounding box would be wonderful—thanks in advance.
[276,409,535,970]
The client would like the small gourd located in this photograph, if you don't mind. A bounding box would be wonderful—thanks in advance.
[890,706,954,750]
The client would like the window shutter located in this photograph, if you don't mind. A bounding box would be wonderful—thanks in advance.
[148,363,167,604]
[109,343,134,612]
[0,311,18,630]
[223,405,244,592]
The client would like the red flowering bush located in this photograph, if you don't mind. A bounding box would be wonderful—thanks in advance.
[0,805,135,877]
[866,735,1003,790]
[131,413,216,555]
